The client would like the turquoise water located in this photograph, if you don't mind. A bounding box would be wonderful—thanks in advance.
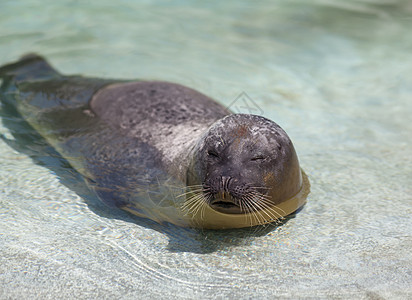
[1,0,411,298]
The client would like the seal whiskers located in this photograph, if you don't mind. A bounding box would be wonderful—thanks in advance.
[181,185,212,221]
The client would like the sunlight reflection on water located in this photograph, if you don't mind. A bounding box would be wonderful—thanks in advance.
[0,0,411,298]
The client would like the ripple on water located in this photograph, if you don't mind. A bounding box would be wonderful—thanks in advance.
[1,0,412,298]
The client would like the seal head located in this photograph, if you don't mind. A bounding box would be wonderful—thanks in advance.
[187,114,304,224]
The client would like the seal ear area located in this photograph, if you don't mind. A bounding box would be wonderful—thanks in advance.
[206,149,221,161]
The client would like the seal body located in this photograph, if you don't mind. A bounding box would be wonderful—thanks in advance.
[0,55,309,229]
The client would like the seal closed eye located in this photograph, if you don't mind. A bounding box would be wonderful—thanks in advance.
[0,54,310,229]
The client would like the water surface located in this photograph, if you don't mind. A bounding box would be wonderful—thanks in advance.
[0,0,411,298]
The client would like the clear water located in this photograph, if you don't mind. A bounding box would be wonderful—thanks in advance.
[1,0,411,298]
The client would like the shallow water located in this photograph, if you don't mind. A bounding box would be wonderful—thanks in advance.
[0,0,411,298]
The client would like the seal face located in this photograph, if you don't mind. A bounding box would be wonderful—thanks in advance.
[187,114,303,219]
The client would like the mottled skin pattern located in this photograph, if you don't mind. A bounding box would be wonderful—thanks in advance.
[0,55,305,226]
[90,81,229,181]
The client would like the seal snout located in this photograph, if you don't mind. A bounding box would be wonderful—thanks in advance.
[210,176,232,194]
[204,176,247,214]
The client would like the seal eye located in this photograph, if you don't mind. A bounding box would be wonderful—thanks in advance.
[251,156,265,161]
[207,150,219,158]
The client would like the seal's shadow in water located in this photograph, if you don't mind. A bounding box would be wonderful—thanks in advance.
[0,102,295,254]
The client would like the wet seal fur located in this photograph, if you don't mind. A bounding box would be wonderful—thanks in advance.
[0,55,309,229]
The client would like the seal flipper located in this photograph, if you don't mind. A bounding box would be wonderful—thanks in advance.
[0,55,120,113]
[0,54,63,109]
[0,54,60,83]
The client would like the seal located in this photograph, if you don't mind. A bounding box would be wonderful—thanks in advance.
[0,54,309,229]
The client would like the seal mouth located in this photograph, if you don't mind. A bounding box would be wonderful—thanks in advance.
[209,192,242,214]
[212,201,237,208]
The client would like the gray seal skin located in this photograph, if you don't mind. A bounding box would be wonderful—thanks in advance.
[0,55,309,229]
